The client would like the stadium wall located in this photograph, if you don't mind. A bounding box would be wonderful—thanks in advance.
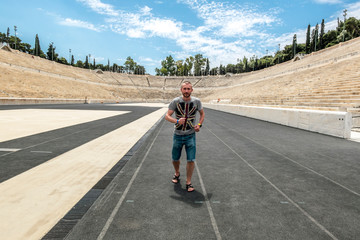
[203,103,352,139]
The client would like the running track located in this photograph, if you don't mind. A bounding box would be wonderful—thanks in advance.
[0,104,359,240]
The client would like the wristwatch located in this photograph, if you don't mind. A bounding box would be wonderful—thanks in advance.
[198,123,202,128]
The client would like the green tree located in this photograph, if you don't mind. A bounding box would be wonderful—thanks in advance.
[75,60,84,68]
[9,35,21,50]
[124,56,136,73]
[46,42,58,61]
[183,62,188,76]
[18,42,32,53]
[0,32,6,43]
[205,58,210,76]
[235,61,244,73]
[319,19,325,50]
[155,55,176,76]
[242,56,249,72]
[210,67,218,75]
[194,54,205,76]
[314,23,319,51]
[310,24,319,52]
[71,55,75,66]
[323,30,338,48]
[225,64,236,74]
[34,34,41,56]
[134,65,145,75]
[84,56,89,69]
[219,64,225,75]
[185,56,194,76]
[155,67,161,76]
[163,55,176,76]
[176,60,185,76]
[57,57,68,65]
[345,17,360,38]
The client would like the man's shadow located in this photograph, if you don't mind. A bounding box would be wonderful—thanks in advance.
[170,181,212,208]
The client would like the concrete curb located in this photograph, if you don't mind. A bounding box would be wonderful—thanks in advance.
[204,103,352,139]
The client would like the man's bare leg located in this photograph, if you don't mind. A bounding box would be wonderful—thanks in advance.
[172,161,180,183]
[186,161,195,191]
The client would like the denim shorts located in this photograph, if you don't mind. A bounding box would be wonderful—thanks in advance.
[172,133,196,162]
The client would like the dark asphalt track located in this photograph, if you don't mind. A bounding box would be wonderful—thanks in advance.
[1,104,359,239]
[46,107,360,240]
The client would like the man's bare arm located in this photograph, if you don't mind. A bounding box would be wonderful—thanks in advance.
[194,109,205,132]
[165,109,186,125]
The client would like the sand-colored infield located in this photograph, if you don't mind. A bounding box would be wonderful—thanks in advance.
[0,107,167,240]
[0,109,129,143]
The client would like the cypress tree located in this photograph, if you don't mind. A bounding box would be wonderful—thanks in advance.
[34,34,41,56]
[85,56,89,69]
[319,19,325,50]
[306,24,311,54]
[46,42,57,61]
[205,58,210,76]
[314,23,319,51]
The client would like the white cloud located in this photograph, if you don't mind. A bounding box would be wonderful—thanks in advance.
[143,18,183,38]
[141,6,152,16]
[59,18,102,32]
[39,8,103,32]
[139,57,159,66]
[105,6,183,39]
[178,0,278,38]
[77,0,119,16]
[75,0,282,67]
[345,2,360,18]
[126,28,146,38]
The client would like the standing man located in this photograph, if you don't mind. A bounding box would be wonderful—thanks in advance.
[165,81,205,192]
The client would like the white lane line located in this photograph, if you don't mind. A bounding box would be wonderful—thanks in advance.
[207,127,339,240]
[30,151,53,154]
[195,162,222,240]
[0,148,21,152]
[96,121,164,240]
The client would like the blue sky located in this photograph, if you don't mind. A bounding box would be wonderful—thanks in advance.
[1,0,360,75]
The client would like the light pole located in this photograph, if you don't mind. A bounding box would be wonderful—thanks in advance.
[266,49,268,68]
[51,42,54,61]
[252,55,255,71]
[14,26,17,50]
[89,54,91,69]
[343,9,347,42]
[69,49,71,65]
[278,44,280,64]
